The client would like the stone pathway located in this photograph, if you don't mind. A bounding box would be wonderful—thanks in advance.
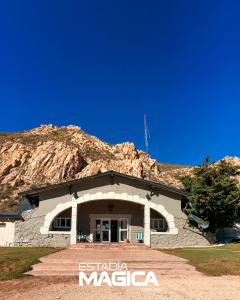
[27,244,200,277]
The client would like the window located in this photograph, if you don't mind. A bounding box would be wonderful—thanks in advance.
[0,223,6,228]
[54,218,71,229]
[151,218,165,231]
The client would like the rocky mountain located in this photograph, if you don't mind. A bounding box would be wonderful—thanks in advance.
[0,124,239,211]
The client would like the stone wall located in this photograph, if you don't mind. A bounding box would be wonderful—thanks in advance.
[14,207,216,248]
[151,218,215,248]
[14,209,215,248]
[15,209,70,247]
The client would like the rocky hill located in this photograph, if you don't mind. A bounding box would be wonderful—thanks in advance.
[0,124,239,211]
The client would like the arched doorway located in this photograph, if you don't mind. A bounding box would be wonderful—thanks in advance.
[40,191,178,246]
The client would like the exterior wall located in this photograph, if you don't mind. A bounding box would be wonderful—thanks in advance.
[71,178,210,247]
[0,221,15,246]
[72,178,184,218]
[34,186,70,218]
[15,209,70,247]
[14,176,212,247]
[151,218,212,248]
[34,177,183,219]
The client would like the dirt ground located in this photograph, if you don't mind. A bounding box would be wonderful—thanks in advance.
[0,275,239,300]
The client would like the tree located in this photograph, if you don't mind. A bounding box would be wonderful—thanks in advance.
[180,160,240,233]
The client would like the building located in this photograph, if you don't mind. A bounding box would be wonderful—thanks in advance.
[0,171,211,247]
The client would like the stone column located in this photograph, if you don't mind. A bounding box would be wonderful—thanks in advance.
[144,202,151,246]
[70,202,77,245]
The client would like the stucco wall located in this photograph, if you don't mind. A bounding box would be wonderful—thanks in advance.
[0,221,15,246]
[35,177,184,219]
[73,178,184,219]
[35,186,70,217]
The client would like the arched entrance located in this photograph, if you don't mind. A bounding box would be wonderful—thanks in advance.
[40,191,178,246]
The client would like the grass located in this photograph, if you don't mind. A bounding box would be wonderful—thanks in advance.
[162,243,240,276]
[1,245,240,281]
[0,247,60,280]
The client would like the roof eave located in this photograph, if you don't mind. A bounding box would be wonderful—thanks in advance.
[0,213,21,220]
[20,171,189,197]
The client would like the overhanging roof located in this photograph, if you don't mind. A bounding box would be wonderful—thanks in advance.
[20,171,189,197]
[0,211,21,220]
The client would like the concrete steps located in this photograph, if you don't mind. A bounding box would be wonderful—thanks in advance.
[69,243,148,250]
[26,247,201,277]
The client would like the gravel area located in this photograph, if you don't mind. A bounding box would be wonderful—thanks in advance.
[0,275,240,300]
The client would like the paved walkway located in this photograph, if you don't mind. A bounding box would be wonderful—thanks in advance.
[3,246,239,299]
[27,244,200,277]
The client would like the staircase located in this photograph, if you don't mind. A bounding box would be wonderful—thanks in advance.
[69,243,149,250]
[26,245,201,278]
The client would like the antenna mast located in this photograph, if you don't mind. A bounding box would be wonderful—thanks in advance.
[144,114,149,153]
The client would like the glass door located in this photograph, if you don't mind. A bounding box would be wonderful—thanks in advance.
[95,219,101,242]
[119,218,128,242]
[101,219,110,242]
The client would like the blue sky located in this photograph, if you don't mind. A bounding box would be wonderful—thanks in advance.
[0,1,240,165]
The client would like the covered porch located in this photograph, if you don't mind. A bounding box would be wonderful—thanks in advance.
[50,198,168,246]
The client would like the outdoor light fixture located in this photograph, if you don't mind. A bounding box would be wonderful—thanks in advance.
[108,204,114,212]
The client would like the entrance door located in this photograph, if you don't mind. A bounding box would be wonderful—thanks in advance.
[93,217,129,243]
[119,218,128,242]
[101,219,110,242]
[111,220,118,242]
[95,219,101,242]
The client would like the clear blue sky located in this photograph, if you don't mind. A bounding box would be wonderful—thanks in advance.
[0,1,239,165]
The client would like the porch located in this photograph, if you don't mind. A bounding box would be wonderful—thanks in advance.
[50,199,168,246]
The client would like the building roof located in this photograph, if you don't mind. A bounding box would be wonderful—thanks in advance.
[20,170,189,197]
[0,211,21,220]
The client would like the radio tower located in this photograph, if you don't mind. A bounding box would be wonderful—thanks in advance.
[144,114,150,153]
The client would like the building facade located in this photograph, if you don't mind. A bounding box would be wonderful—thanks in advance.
[0,171,212,248]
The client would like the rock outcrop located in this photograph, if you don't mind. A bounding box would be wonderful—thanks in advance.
[0,124,238,210]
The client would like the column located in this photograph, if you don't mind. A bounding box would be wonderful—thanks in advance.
[70,202,77,245]
[144,202,151,246]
